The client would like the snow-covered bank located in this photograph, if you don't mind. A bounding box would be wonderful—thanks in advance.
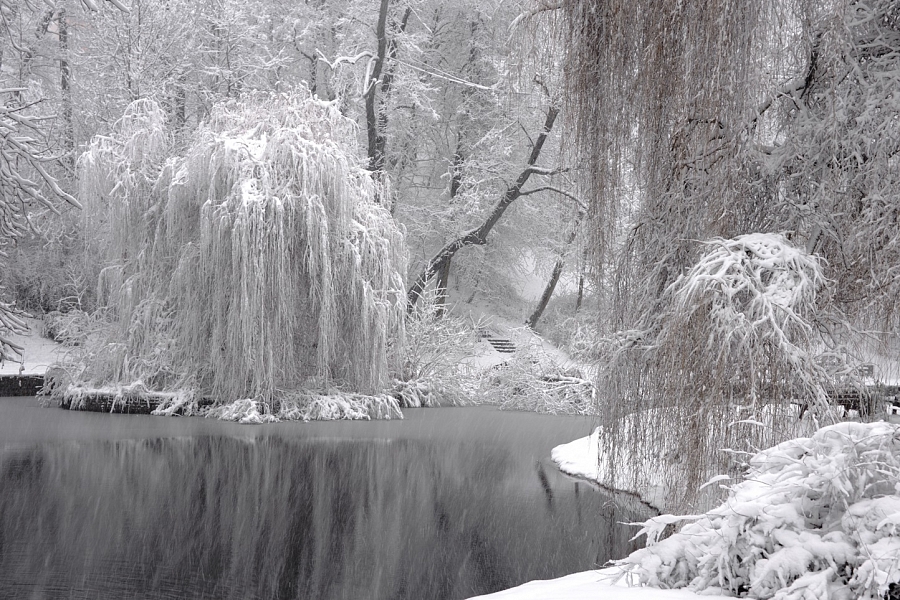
[0,317,63,376]
[467,567,731,599]
[552,406,900,512]
[552,427,668,509]
[478,421,900,600]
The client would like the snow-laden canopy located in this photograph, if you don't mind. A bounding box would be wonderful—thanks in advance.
[72,92,407,409]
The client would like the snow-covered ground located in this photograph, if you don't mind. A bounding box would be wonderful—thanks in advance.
[450,289,587,376]
[467,567,730,599]
[0,317,64,375]
[552,426,669,509]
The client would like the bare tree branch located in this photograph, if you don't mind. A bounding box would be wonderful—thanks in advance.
[518,185,586,210]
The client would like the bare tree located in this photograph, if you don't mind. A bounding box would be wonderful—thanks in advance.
[406,105,559,312]
[0,100,81,362]
[363,0,410,180]
[0,0,127,364]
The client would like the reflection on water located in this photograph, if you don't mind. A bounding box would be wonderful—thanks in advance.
[0,404,648,599]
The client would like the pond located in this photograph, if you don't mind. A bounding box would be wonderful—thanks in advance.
[0,397,650,600]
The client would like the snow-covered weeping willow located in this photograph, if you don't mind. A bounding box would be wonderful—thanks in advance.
[597,234,835,511]
[69,93,407,417]
[561,0,900,510]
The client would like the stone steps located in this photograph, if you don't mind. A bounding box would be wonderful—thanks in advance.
[485,337,516,354]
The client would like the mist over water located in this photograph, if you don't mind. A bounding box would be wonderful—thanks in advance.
[0,400,649,599]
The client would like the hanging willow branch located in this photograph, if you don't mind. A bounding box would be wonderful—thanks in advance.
[562,0,900,511]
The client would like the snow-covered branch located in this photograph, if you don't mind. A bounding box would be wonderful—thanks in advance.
[315,49,375,72]
[518,185,586,210]
[406,106,561,311]
[396,59,498,92]
[508,0,565,32]
[524,165,567,176]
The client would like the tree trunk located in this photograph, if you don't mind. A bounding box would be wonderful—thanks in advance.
[574,270,585,313]
[434,257,451,317]
[406,106,560,312]
[526,209,583,329]
[58,8,74,166]
[526,261,564,329]
[364,0,411,178]
[449,135,464,199]
[433,137,466,316]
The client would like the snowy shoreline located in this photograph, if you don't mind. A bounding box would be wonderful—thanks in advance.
[553,430,661,513]
[467,566,732,600]
[475,419,900,600]
[552,426,669,510]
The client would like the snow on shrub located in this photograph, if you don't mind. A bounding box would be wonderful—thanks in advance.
[595,232,837,511]
[618,421,900,599]
[484,344,594,415]
[394,290,480,407]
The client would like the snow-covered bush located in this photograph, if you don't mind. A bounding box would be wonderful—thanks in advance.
[392,290,481,407]
[484,344,594,414]
[42,309,93,346]
[619,421,900,599]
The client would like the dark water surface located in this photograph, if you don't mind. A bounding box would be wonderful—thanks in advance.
[0,397,648,600]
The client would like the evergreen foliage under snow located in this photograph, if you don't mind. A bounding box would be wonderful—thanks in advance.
[619,421,900,600]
